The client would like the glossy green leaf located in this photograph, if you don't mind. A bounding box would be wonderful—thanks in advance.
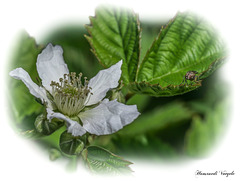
[82,146,132,174]
[8,31,44,123]
[59,131,85,155]
[35,114,64,135]
[85,5,140,84]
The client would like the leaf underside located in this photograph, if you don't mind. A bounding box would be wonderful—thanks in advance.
[82,146,132,174]
[86,7,226,96]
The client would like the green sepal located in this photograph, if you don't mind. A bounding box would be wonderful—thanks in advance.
[34,114,64,135]
[81,146,132,174]
[59,131,85,155]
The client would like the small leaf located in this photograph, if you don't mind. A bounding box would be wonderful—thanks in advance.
[59,131,85,155]
[82,146,132,174]
[85,5,140,84]
[35,114,64,135]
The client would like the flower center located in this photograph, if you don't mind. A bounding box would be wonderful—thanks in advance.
[50,72,92,117]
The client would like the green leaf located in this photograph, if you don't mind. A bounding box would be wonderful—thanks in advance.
[59,131,85,155]
[86,8,226,96]
[85,5,140,84]
[135,12,225,96]
[8,31,44,123]
[35,114,64,135]
[82,146,132,174]
[137,12,225,84]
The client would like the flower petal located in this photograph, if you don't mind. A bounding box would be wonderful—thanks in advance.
[79,99,140,135]
[9,68,48,104]
[86,60,122,106]
[47,108,86,136]
[36,43,69,92]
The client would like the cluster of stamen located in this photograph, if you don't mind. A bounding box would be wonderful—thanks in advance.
[50,72,92,117]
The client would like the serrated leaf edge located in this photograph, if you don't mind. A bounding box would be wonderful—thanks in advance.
[84,6,142,81]
[135,12,178,81]
[128,80,202,97]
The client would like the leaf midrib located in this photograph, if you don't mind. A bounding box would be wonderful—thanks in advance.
[148,55,218,84]
[135,15,175,82]
[137,14,213,84]
[112,9,132,83]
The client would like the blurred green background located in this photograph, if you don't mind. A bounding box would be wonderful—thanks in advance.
[7,21,229,162]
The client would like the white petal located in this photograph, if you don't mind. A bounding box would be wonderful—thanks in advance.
[47,108,86,136]
[79,99,140,135]
[36,43,69,92]
[86,60,122,106]
[9,68,48,104]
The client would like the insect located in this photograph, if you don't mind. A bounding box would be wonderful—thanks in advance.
[181,71,201,85]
